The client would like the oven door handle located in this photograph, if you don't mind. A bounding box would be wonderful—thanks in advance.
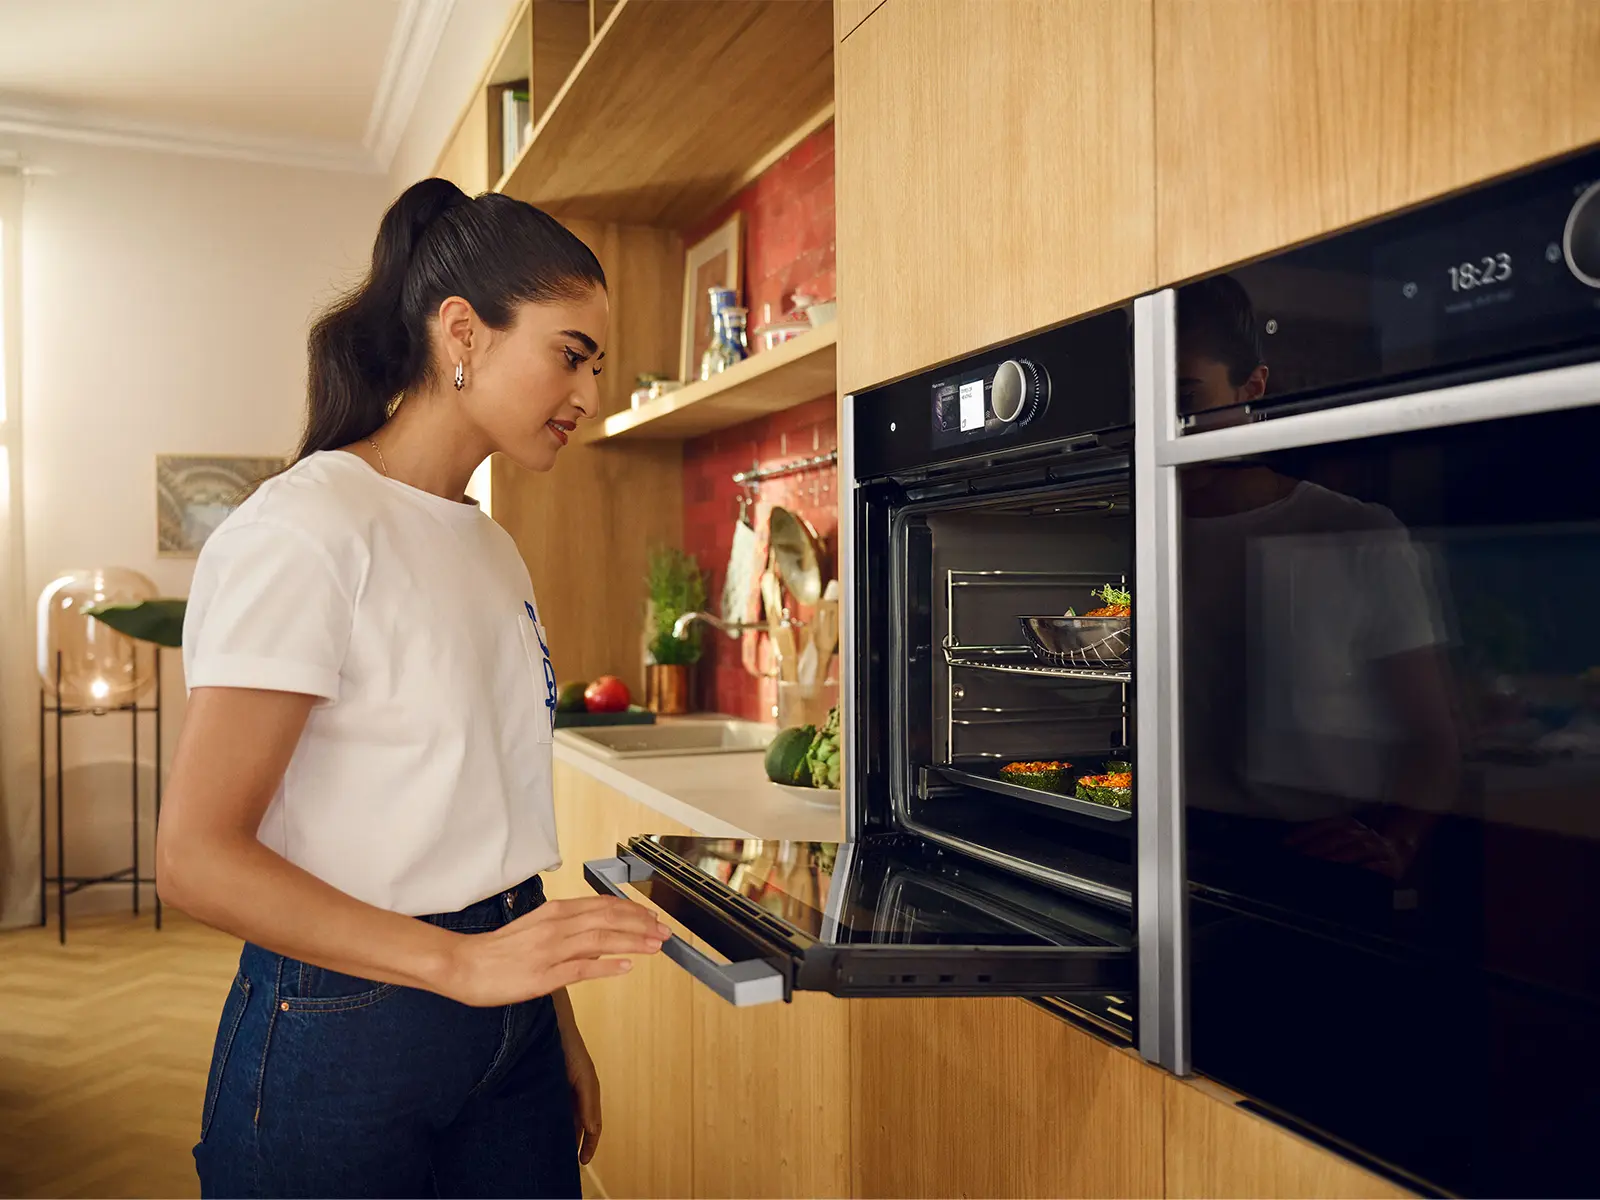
[583,855,787,1008]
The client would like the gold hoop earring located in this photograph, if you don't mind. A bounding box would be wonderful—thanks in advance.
[453,362,465,391]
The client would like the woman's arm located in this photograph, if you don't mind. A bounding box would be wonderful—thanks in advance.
[552,987,603,1163]
[157,686,668,1007]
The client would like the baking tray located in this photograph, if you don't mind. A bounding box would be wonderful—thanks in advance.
[930,763,1132,824]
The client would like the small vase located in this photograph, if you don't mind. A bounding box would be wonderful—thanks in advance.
[646,664,691,715]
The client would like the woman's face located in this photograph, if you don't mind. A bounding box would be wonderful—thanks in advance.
[462,286,610,473]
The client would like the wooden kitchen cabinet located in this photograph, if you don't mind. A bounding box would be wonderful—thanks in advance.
[435,88,492,195]
[834,0,883,43]
[1163,1076,1410,1199]
[834,0,1155,394]
[550,763,695,1198]
[1153,0,1600,283]
[849,997,1164,1198]
[691,989,852,1198]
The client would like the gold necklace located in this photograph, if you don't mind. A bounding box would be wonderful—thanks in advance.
[367,436,389,477]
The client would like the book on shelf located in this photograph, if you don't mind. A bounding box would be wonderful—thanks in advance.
[501,88,531,176]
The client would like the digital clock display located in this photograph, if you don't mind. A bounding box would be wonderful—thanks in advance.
[1447,252,1513,292]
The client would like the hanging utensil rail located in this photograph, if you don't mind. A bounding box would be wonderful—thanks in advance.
[731,450,838,487]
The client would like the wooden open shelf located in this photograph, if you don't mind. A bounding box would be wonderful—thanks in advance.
[498,0,833,225]
[590,322,837,442]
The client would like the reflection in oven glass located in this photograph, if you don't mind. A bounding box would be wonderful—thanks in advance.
[1179,400,1600,1196]
[670,839,836,929]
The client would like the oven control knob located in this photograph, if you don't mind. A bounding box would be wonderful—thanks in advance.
[1564,180,1600,289]
[991,359,1050,426]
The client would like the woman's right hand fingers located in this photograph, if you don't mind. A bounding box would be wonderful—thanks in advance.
[447,895,672,1006]
[524,896,671,940]
[556,926,674,960]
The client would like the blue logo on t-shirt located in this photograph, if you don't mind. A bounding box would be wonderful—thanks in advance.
[525,601,556,730]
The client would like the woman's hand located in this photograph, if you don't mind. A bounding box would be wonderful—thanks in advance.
[556,1000,603,1165]
[441,896,670,1008]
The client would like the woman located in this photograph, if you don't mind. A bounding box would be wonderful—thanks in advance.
[157,178,670,1199]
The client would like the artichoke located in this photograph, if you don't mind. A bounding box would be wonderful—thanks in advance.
[805,706,842,790]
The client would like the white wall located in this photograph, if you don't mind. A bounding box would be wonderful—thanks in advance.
[3,135,391,924]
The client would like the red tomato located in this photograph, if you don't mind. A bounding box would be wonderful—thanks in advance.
[584,675,631,714]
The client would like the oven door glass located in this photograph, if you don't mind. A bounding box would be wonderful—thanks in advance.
[584,833,1133,1006]
[1179,401,1600,1197]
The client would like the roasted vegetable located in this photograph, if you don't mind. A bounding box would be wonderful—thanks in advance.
[1076,766,1133,810]
[805,707,841,789]
[1065,584,1132,619]
[999,760,1073,792]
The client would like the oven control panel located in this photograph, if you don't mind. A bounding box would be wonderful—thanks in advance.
[1567,179,1600,288]
[930,358,1050,448]
[854,309,1131,481]
[1176,142,1600,426]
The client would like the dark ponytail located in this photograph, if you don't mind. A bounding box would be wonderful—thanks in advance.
[297,178,607,462]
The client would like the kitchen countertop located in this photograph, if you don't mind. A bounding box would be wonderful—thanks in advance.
[553,731,843,843]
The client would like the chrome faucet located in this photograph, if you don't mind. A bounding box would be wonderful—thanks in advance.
[672,612,766,640]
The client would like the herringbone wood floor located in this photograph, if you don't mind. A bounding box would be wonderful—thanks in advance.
[0,912,241,1199]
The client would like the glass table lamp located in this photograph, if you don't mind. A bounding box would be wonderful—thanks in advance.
[36,568,159,711]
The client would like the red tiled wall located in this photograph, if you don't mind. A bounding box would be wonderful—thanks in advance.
[683,398,838,722]
[680,122,839,721]
[685,122,836,336]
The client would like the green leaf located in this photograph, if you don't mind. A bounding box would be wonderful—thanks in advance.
[85,599,187,648]
[645,545,707,654]
[647,631,701,666]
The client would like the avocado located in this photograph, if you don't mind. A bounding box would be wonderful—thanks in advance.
[764,725,816,786]
[556,681,589,714]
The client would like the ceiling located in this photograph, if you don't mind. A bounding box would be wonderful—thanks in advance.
[0,0,458,173]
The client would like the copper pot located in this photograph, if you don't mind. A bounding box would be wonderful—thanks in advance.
[646,664,691,715]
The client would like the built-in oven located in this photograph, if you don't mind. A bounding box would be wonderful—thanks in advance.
[585,307,1150,1032]
[1138,142,1600,1196]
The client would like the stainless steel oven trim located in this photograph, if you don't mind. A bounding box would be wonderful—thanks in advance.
[1134,289,1189,1075]
[894,816,1133,909]
[819,840,856,943]
[1157,358,1600,466]
[840,392,860,835]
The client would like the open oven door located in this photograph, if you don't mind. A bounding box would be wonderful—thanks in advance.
[584,833,1133,1007]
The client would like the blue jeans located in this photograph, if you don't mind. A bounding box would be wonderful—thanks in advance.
[194,877,579,1199]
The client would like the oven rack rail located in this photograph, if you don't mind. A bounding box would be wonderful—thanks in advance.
[943,569,1131,682]
[943,644,1131,684]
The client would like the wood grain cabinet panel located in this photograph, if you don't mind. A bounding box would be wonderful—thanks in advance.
[1164,1076,1413,1199]
[835,0,1155,394]
[550,765,695,1198]
[435,88,492,195]
[850,997,1164,1198]
[1154,0,1600,283]
[691,991,852,1198]
[835,0,884,42]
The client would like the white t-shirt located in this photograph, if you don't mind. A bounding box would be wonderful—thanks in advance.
[1183,480,1447,821]
[182,450,561,916]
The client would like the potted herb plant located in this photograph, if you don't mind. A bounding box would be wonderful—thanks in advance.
[644,546,706,715]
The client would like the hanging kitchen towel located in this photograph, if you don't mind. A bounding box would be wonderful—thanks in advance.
[720,496,759,625]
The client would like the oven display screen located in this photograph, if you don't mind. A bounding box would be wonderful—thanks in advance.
[932,368,1001,447]
[1370,187,1591,365]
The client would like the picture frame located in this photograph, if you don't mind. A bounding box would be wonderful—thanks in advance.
[156,453,285,557]
[679,211,744,383]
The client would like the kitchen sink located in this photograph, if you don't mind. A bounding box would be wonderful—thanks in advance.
[557,718,775,759]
